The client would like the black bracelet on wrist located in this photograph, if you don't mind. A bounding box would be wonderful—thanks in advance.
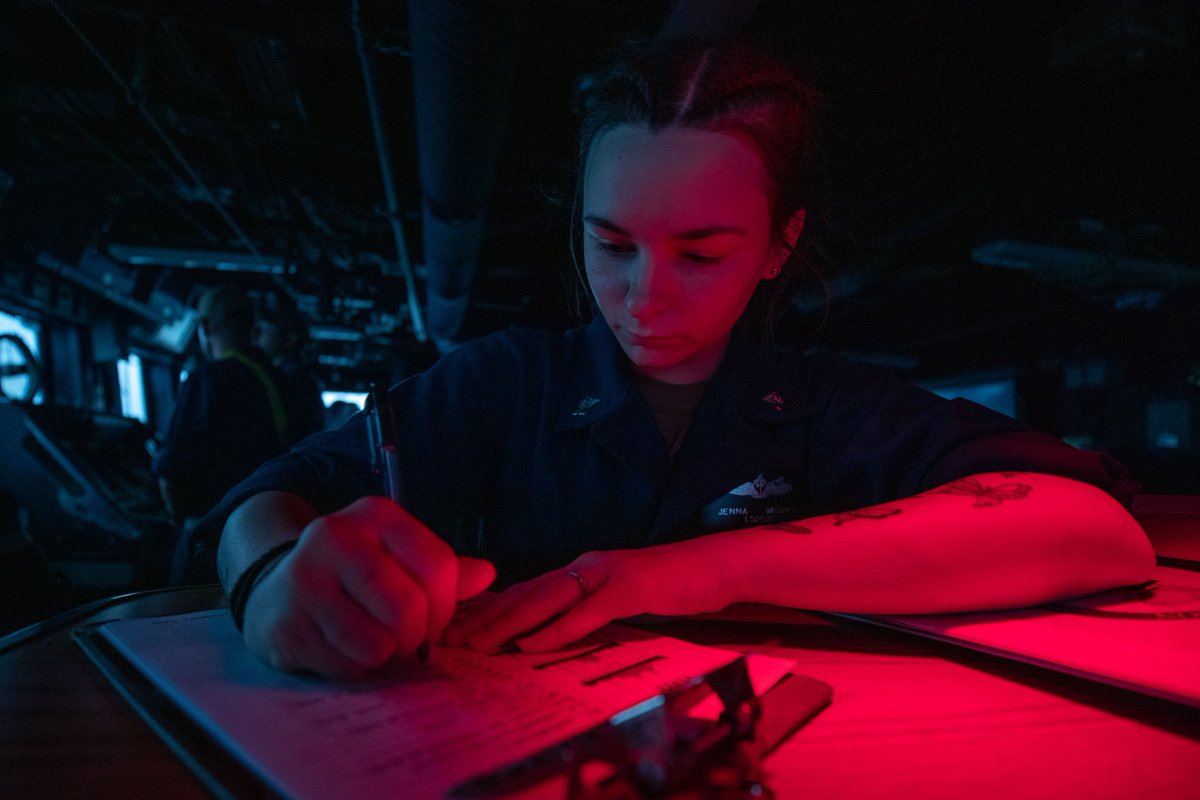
[228,540,298,632]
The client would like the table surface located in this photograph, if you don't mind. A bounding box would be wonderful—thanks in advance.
[2,587,1199,800]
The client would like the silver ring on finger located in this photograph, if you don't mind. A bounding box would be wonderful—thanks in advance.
[566,570,589,600]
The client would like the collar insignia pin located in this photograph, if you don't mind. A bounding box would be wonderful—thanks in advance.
[762,390,785,411]
[572,396,601,416]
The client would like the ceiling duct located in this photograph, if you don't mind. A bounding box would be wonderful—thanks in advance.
[106,243,287,273]
[972,239,1199,287]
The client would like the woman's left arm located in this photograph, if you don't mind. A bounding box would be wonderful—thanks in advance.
[710,471,1153,614]
[449,472,1154,653]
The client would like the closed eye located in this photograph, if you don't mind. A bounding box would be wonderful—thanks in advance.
[681,252,723,265]
[592,240,634,256]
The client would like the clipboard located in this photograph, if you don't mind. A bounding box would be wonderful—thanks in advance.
[73,622,273,800]
[74,610,830,798]
[448,658,832,797]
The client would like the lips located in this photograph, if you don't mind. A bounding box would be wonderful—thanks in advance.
[627,332,681,347]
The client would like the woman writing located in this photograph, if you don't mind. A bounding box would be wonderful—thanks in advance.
[206,40,1152,678]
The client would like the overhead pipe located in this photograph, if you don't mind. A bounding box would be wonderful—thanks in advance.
[351,0,427,342]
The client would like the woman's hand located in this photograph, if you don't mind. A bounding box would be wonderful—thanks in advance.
[241,496,495,678]
[444,541,734,654]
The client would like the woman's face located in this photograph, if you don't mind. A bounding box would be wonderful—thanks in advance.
[583,125,787,384]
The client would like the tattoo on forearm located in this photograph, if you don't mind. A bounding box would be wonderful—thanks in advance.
[763,520,813,534]
[833,506,902,526]
[931,477,1031,507]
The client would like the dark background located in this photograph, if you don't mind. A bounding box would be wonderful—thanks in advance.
[1,0,1198,491]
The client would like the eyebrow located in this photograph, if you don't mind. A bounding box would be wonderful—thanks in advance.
[583,214,747,241]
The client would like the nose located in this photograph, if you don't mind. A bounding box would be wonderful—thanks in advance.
[625,251,674,320]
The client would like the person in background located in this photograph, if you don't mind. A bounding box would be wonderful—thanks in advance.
[254,301,326,437]
[153,286,297,525]
[204,40,1153,678]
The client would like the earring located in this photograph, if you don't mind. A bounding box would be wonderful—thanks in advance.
[769,265,781,277]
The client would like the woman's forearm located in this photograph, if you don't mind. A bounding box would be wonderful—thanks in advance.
[215,491,320,590]
[697,472,1155,614]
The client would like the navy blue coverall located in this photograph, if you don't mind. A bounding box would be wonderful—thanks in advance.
[190,317,1134,585]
